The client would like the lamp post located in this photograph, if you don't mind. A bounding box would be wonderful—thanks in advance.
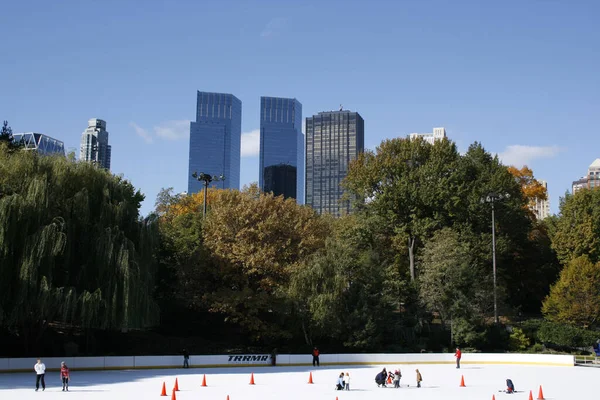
[481,192,509,324]
[191,172,225,217]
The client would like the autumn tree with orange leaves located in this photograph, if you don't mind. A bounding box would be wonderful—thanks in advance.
[507,165,548,218]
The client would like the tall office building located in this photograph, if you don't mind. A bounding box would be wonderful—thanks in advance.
[408,127,447,144]
[12,133,65,156]
[188,91,241,194]
[80,118,111,170]
[259,96,303,202]
[305,109,365,216]
[531,180,550,220]
[572,159,600,194]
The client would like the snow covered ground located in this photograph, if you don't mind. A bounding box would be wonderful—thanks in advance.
[0,363,597,400]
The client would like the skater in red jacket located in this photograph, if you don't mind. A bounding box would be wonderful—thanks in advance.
[454,347,462,369]
[60,362,70,391]
[312,347,320,367]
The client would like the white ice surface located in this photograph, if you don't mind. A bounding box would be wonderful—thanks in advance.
[0,364,597,400]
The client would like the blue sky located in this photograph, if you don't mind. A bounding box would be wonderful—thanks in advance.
[1,0,598,216]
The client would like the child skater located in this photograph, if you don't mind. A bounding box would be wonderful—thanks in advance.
[344,372,350,390]
[416,369,422,388]
[393,369,401,388]
[60,362,70,391]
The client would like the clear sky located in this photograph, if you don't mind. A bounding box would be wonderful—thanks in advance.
[2,0,598,216]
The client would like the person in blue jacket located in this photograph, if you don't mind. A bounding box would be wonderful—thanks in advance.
[505,379,515,394]
[375,368,387,387]
[336,373,345,390]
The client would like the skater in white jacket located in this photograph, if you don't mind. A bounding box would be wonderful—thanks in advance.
[34,359,46,391]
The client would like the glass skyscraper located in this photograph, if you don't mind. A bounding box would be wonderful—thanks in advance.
[80,118,111,170]
[259,97,303,202]
[305,110,365,216]
[12,133,65,156]
[188,91,241,194]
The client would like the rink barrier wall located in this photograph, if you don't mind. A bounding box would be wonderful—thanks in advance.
[0,353,575,373]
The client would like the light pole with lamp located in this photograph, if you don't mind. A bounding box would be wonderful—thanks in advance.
[191,172,225,217]
[481,192,509,324]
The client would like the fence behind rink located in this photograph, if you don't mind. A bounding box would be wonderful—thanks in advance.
[0,353,575,373]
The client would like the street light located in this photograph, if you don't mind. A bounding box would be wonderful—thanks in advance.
[191,172,225,217]
[481,192,510,324]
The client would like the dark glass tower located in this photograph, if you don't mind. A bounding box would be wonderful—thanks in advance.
[305,110,364,216]
[259,97,303,202]
[188,91,242,194]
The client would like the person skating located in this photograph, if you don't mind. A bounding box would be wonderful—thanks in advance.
[312,347,320,367]
[375,368,387,387]
[335,373,344,390]
[34,358,46,391]
[183,349,190,369]
[455,347,462,369]
[393,369,401,388]
[344,372,350,390]
[60,362,70,391]
[415,369,422,388]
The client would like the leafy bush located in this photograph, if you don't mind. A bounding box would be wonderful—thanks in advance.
[509,327,530,351]
[528,343,545,353]
[519,319,543,343]
[537,321,599,349]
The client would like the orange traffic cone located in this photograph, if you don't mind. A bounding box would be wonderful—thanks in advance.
[308,372,314,384]
[201,375,207,387]
[529,390,533,400]
[174,378,179,392]
[537,385,545,400]
[250,373,255,385]
[171,389,177,400]
[387,375,392,384]
[460,375,466,387]
[227,396,230,400]
[160,382,167,396]
[492,395,496,400]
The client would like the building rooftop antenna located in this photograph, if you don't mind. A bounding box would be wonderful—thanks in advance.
[339,104,343,111]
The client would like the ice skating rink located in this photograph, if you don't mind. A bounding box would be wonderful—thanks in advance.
[0,364,597,400]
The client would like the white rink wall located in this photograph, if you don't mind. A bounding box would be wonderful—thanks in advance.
[0,353,574,373]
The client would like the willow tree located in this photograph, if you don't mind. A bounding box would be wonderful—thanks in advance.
[0,146,158,351]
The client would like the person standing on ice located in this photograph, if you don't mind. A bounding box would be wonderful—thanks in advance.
[182,349,190,368]
[415,369,422,388]
[393,369,401,388]
[312,347,320,367]
[344,372,350,390]
[454,347,462,369]
[60,362,70,391]
[34,358,46,391]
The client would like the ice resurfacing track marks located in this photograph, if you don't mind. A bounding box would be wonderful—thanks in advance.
[0,364,597,400]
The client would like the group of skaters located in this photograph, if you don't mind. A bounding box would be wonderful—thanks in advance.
[33,358,71,392]
[375,367,422,388]
[335,372,351,390]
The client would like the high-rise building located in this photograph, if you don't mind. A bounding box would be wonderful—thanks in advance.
[408,127,447,144]
[259,96,303,202]
[12,133,65,156]
[531,180,550,220]
[80,118,111,170]
[305,109,365,216]
[188,91,241,194]
[572,159,600,194]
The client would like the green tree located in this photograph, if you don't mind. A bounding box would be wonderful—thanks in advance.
[0,147,158,352]
[418,228,493,346]
[0,120,22,152]
[542,255,600,329]
[344,137,463,280]
[551,189,600,264]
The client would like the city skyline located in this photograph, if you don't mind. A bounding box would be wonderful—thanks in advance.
[259,96,303,202]
[2,1,597,216]
[188,92,242,194]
